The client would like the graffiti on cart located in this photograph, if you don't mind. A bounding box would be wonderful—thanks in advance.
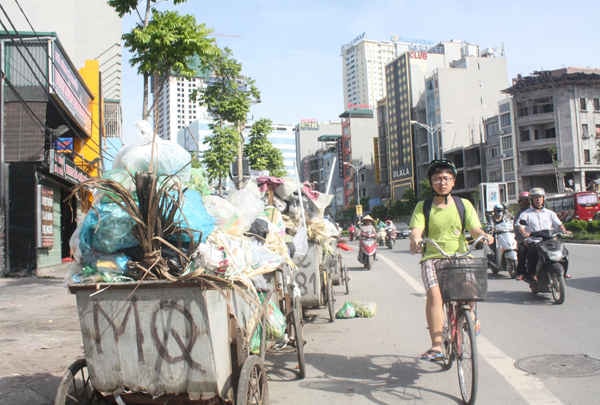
[92,297,207,372]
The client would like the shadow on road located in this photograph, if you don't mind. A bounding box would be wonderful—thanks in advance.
[564,276,600,294]
[483,289,558,305]
[290,352,461,404]
[0,372,60,405]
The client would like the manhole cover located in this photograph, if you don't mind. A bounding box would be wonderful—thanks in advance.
[515,354,600,378]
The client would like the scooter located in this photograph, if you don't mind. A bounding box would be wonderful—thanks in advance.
[377,228,387,247]
[486,220,518,277]
[358,230,377,270]
[522,228,569,304]
[385,227,396,249]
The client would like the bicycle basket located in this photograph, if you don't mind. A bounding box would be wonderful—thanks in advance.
[435,257,488,301]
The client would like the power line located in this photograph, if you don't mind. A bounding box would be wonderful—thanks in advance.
[0,4,114,163]
[9,0,120,158]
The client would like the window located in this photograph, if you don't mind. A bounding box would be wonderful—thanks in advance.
[501,135,512,151]
[580,98,587,111]
[519,128,530,142]
[500,113,511,128]
[545,128,556,138]
[503,159,514,172]
[594,98,600,111]
[584,149,591,163]
[582,124,589,138]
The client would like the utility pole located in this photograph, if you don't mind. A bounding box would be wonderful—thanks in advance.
[0,47,7,275]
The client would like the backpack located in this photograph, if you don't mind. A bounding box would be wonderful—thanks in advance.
[423,195,466,238]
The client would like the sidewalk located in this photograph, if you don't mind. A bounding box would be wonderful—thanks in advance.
[0,263,83,405]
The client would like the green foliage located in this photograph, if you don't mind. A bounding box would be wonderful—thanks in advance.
[588,220,600,233]
[370,205,388,220]
[201,125,239,190]
[418,179,433,200]
[565,219,587,232]
[194,47,260,126]
[123,10,218,79]
[245,119,286,177]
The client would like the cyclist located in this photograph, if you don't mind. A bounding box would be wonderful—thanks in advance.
[514,191,531,278]
[409,159,493,361]
[516,187,571,280]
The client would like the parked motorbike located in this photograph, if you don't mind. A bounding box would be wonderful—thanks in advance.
[385,227,396,249]
[522,228,569,304]
[358,230,377,270]
[485,220,518,277]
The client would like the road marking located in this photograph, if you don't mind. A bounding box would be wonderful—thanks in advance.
[379,253,565,405]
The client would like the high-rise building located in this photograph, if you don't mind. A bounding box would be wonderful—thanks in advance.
[384,40,509,199]
[152,56,212,143]
[268,124,297,178]
[295,120,341,180]
[341,33,419,112]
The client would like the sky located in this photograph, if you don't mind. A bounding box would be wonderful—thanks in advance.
[118,0,599,145]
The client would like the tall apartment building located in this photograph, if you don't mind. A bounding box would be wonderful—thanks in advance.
[384,40,508,199]
[505,68,600,193]
[341,33,419,112]
[152,57,212,143]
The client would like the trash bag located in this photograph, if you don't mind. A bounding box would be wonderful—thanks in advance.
[335,301,356,319]
[264,296,286,339]
[78,202,139,258]
[171,189,215,244]
[354,302,377,318]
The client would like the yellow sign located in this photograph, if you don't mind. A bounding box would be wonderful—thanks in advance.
[355,204,363,216]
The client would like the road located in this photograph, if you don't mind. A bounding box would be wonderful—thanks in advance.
[267,239,600,404]
[0,240,599,404]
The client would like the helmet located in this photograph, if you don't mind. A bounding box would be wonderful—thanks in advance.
[362,215,374,222]
[427,159,457,181]
[518,191,530,201]
[493,203,504,213]
[529,187,546,198]
[385,219,391,224]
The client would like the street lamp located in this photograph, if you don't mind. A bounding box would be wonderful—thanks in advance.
[410,120,453,161]
[343,161,364,205]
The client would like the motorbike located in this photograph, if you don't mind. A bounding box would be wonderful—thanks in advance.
[522,228,569,304]
[485,220,518,277]
[377,227,387,247]
[358,229,377,270]
[385,227,396,249]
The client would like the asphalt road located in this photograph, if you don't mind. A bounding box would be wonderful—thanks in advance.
[1,239,599,404]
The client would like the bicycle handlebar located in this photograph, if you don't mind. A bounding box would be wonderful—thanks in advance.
[419,234,488,259]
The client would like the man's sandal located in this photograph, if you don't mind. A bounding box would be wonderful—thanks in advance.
[420,349,444,361]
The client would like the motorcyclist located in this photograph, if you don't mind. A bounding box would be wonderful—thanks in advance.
[514,191,530,278]
[517,187,571,280]
[385,219,397,235]
[488,203,506,257]
[359,215,377,237]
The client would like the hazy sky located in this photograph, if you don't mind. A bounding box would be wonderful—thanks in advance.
[119,0,598,144]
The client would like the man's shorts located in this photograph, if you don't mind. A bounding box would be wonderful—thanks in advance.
[421,258,444,291]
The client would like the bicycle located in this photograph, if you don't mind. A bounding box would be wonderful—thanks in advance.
[420,235,488,405]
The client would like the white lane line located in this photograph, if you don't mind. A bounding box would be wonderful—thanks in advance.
[378,253,565,405]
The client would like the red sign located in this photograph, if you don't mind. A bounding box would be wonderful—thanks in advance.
[409,51,428,60]
[40,186,54,248]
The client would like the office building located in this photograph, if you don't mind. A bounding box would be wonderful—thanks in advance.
[504,68,600,193]
[295,120,341,180]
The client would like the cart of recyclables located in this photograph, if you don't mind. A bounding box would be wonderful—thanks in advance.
[56,125,341,404]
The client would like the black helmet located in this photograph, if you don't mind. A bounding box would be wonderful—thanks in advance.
[427,159,457,181]
[493,203,504,213]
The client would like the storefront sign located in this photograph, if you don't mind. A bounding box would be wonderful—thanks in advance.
[37,185,54,248]
[299,119,319,130]
[49,150,89,184]
[52,45,92,135]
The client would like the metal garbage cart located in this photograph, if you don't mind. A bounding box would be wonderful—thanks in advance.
[55,279,269,405]
[292,241,335,322]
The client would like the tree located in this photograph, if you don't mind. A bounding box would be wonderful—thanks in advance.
[194,47,260,188]
[201,125,240,193]
[110,0,220,119]
[245,118,286,177]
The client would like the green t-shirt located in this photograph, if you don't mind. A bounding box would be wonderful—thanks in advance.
[409,197,481,261]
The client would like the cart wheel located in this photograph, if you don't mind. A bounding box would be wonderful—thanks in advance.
[54,358,105,405]
[290,296,306,379]
[236,355,269,405]
[326,275,335,323]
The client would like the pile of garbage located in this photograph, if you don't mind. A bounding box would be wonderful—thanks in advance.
[67,122,341,294]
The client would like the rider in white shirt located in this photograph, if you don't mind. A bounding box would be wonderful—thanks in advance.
[517,187,570,280]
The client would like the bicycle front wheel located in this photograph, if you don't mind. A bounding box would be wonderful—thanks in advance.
[440,303,454,370]
[456,310,478,405]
